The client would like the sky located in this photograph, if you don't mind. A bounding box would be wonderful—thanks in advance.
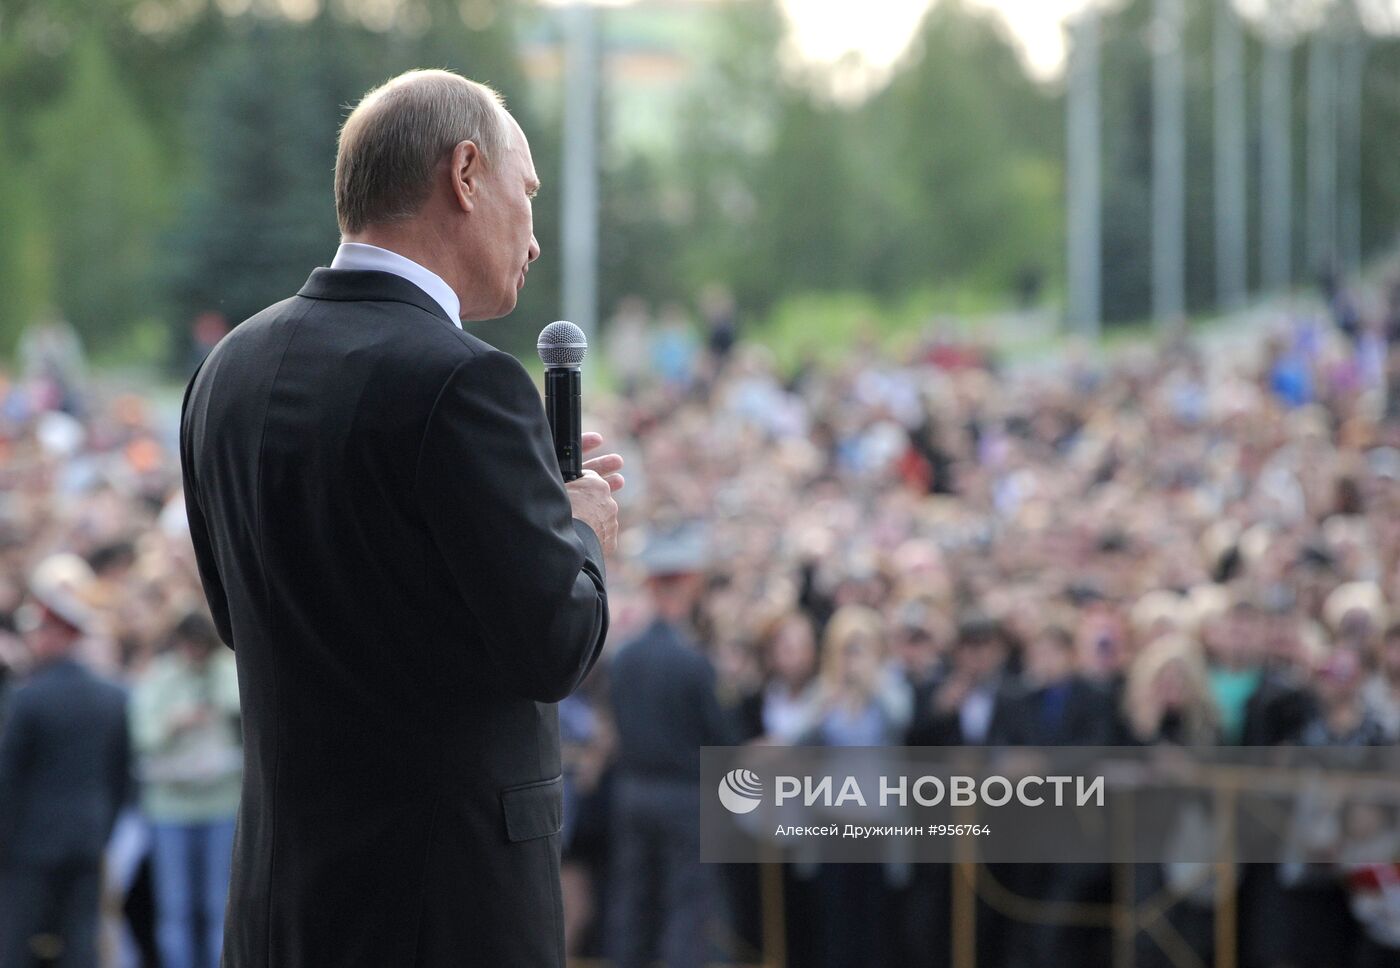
[538,0,1099,84]
[779,0,1096,83]
[779,0,1400,85]
[538,0,1400,95]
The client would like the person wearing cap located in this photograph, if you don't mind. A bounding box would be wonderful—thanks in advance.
[605,522,732,968]
[0,553,131,968]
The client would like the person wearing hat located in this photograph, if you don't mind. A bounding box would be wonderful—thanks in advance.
[0,553,131,968]
[606,522,732,968]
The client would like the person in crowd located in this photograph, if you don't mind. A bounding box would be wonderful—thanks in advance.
[734,608,822,744]
[1361,620,1400,739]
[730,607,828,961]
[891,599,947,734]
[558,672,613,957]
[908,615,1016,747]
[1243,597,1321,745]
[992,621,1119,746]
[1203,598,1265,743]
[1120,634,1223,967]
[1336,802,1400,968]
[17,315,87,418]
[790,605,910,968]
[796,605,911,747]
[651,304,700,392]
[1301,646,1388,746]
[130,610,241,968]
[0,554,130,968]
[605,297,652,398]
[1123,633,1221,746]
[1271,647,1390,968]
[2,265,1400,965]
[700,284,739,376]
[606,522,731,968]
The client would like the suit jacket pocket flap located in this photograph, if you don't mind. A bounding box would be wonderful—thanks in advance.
[500,775,564,843]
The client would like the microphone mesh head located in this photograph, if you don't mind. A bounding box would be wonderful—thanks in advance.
[537,320,588,368]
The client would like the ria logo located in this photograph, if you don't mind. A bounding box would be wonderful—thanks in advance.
[717,769,764,814]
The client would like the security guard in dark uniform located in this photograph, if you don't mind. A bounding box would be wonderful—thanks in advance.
[0,554,130,968]
[606,523,732,968]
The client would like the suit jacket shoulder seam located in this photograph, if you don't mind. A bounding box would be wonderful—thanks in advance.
[409,344,499,507]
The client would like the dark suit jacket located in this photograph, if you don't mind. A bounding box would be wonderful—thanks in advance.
[1242,670,1317,746]
[180,268,610,968]
[906,674,1021,747]
[0,658,130,868]
[607,618,733,783]
[980,676,1122,747]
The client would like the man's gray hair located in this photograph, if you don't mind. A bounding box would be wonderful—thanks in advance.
[335,69,509,235]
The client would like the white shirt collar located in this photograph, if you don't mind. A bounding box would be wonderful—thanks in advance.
[330,242,461,328]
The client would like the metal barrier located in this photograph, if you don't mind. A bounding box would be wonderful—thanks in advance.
[581,760,1394,968]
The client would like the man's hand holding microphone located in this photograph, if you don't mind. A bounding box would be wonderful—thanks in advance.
[538,320,621,554]
[567,431,622,554]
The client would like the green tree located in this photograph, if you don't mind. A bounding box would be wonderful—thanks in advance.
[0,124,51,350]
[1097,0,1230,322]
[669,0,1062,316]
[859,0,1063,297]
[166,15,359,341]
[1360,38,1400,260]
[28,30,168,350]
[165,3,536,365]
[671,0,787,301]
[741,90,863,302]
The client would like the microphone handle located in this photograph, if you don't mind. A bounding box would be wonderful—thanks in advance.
[543,367,583,482]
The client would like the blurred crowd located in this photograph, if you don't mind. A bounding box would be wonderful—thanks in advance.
[0,319,240,968]
[4,270,1400,967]
[578,271,1400,968]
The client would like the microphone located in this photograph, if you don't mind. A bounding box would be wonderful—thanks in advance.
[536,321,587,482]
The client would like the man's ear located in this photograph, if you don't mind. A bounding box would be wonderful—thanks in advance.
[450,140,480,214]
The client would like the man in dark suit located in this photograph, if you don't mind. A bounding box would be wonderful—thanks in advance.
[605,523,731,968]
[179,69,622,967]
[977,622,1118,968]
[0,553,131,968]
[989,623,1119,747]
[907,615,1020,747]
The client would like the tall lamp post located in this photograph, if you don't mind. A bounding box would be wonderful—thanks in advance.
[1066,5,1102,341]
[1152,0,1187,330]
[1214,0,1248,311]
[1258,3,1295,295]
[561,3,601,342]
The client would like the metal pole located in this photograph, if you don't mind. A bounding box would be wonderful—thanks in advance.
[1214,785,1239,968]
[1112,790,1136,968]
[1306,25,1337,280]
[1259,31,1292,293]
[561,3,600,340]
[1214,0,1247,310]
[1153,0,1187,329]
[1337,31,1366,275]
[1066,7,1102,340]
[952,858,977,968]
[759,855,786,967]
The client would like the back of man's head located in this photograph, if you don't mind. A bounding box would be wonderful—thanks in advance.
[334,69,508,236]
